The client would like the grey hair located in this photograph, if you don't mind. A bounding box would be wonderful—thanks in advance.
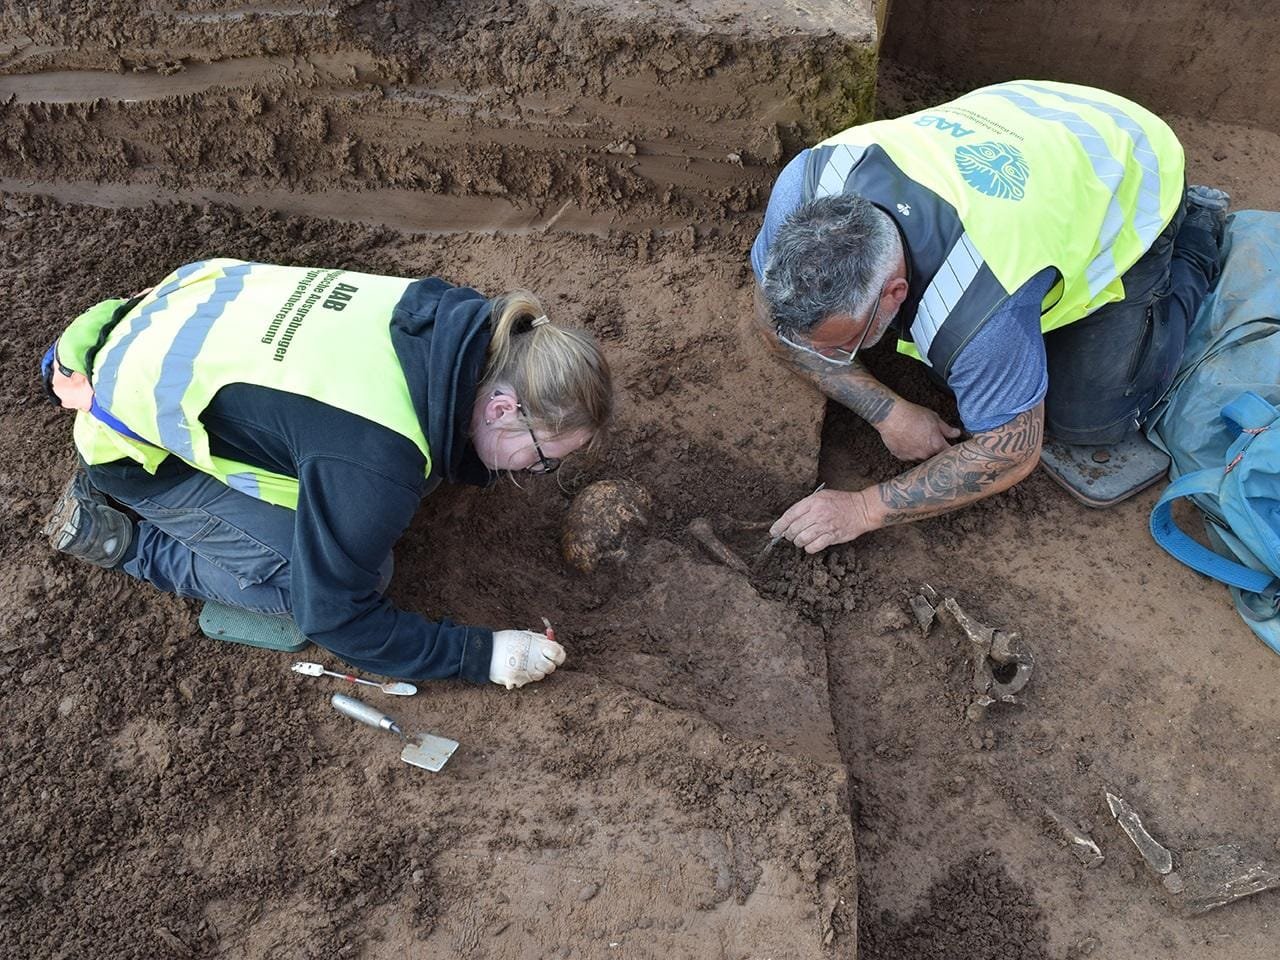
[762,195,902,337]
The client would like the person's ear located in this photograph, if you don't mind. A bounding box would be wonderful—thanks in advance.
[886,276,910,308]
[483,390,520,426]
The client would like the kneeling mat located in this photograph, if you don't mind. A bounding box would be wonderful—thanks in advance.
[199,601,309,652]
[1040,434,1171,508]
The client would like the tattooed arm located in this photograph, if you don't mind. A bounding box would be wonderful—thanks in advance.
[872,403,1044,525]
[752,285,959,460]
[770,404,1043,553]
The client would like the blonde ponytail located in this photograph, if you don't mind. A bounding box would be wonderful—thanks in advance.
[481,290,613,448]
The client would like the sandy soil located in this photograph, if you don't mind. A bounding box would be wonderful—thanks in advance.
[0,196,858,960]
[3,3,1280,959]
[882,0,1280,132]
[829,61,1280,960]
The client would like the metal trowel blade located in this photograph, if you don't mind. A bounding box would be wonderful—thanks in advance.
[401,732,459,772]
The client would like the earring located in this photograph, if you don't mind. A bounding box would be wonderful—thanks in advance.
[485,419,492,425]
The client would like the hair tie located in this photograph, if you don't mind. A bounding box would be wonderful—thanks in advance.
[530,314,551,328]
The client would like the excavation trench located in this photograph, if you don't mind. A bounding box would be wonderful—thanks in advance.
[5,2,1280,959]
[0,194,863,958]
[2,4,879,954]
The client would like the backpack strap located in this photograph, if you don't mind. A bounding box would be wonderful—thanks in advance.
[1220,392,1278,473]
[1221,391,1280,435]
[1150,468,1280,596]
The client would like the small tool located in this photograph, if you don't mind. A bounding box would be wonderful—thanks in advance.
[330,693,458,772]
[541,617,556,643]
[754,482,826,565]
[292,661,417,696]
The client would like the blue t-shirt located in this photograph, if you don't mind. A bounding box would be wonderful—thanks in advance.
[753,149,1050,432]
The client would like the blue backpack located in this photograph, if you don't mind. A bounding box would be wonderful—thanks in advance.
[1147,211,1280,654]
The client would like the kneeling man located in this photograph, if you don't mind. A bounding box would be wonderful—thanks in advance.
[756,80,1227,550]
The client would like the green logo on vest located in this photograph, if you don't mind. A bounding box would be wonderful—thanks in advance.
[955,142,1029,200]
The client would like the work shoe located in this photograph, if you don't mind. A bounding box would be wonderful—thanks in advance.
[43,469,133,568]
[1185,184,1230,241]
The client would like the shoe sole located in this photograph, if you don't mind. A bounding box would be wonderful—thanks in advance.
[43,470,132,566]
[42,473,85,550]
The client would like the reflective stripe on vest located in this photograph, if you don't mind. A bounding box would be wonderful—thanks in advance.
[807,81,1185,369]
[815,142,867,197]
[913,232,986,362]
[1010,81,1168,267]
[94,261,205,414]
[155,261,255,461]
[76,259,432,509]
[984,83,1167,298]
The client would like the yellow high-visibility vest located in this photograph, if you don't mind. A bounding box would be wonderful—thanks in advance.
[63,259,433,509]
[804,80,1185,371]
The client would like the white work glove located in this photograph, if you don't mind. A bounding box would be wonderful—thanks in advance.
[490,630,566,690]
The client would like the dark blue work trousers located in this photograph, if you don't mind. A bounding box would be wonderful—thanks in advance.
[89,464,392,615]
[1044,198,1221,445]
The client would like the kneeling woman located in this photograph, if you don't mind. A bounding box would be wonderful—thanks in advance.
[41,259,612,689]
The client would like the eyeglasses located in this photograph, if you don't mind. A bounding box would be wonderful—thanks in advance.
[516,402,561,475]
[775,280,888,367]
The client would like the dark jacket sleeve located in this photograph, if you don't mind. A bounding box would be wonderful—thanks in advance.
[290,452,493,683]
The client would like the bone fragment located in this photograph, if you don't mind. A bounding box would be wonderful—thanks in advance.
[1043,806,1106,868]
[716,517,772,532]
[910,593,937,635]
[1178,843,1280,915]
[941,597,996,650]
[965,696,995,722]
[1107,792,1174,875]
[687,518,749,574]
[931,593,1036,721]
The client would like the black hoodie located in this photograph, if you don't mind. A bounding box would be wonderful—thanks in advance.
[89,277,497,682]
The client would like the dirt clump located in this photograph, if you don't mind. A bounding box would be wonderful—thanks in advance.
[756,543,875,628]
[859,852,1050,959]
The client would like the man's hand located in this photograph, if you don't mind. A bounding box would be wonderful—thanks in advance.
[490,629,566,690]
[769,488,876,554]
[877,400,962,461]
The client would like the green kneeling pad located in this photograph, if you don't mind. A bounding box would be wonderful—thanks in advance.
[199,601,309,652]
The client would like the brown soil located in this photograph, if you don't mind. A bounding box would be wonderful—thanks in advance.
[0,0,875,234]
[882,0,1280,133]
[839,59,1280,960]
[0,194,852,960]
[4,3,1280,960]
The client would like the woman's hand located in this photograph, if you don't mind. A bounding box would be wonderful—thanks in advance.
[877,401,961,461]
[490,629,566,689]
[51,367,95,412]
[769,488,877,554]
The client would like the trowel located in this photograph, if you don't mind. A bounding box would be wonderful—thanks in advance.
[330,693,458,772]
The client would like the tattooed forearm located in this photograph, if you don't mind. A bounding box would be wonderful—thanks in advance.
[874,404,1044,524]
[814,359,897,424]
[770,330,901,425]
[752,284,901,426]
